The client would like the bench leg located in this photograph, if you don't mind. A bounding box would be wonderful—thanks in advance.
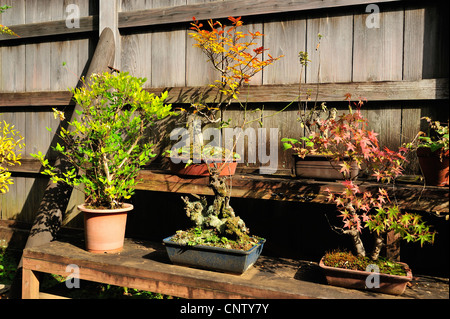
[22,268,40,299]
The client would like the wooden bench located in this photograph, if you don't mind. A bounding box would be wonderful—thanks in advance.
[22,237,421,300]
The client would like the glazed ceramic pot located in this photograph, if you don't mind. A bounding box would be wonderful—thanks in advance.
[78,203,133,253]
[163,236,265,274]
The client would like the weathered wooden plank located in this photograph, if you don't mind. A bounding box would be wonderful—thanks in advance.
[21,238,406,299]
[0,16,97,42]
[353,5,404,82]
[0,91,73,106]
[118,0,406,30]
[263,16,306,85]
[1,78,448,107]
[120,0,153,83]
[135,170,449,214]
[306,10,353,83]
[147,78,449,103]
[150,0,187,88]
[22,268,40,299]
[403,5,425,81]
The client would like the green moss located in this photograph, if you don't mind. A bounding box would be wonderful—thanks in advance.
[322,250,408,276]
[171,227,261,251]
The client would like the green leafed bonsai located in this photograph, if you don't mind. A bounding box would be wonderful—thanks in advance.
[32,72,175,209]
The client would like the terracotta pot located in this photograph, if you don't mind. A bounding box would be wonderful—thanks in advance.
[78,203,133,254]
[319,257,412,295]
[168,156,237,176]
[417,148,449,186]
[293,155,359,180]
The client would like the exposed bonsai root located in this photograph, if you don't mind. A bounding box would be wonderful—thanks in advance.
[181,166,250,243]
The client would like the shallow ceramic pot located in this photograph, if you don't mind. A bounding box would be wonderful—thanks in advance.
[168,156,237,176]
[163,235,265,274]
[78,203,133,254]
[319,257,412,295]
[293,155,359,180]
[417,148,449,186]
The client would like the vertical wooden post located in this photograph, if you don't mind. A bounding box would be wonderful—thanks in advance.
[22,269,40,299]
[99,0,120,69]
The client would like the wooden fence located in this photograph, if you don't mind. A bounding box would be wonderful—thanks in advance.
[0,0,448,224]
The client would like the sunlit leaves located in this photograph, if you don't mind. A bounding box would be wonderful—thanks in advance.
[189,16,283,102]
[0,121,25,193]
[31,72,175,209]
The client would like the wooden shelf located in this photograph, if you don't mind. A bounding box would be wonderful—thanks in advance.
[136,170,449,214]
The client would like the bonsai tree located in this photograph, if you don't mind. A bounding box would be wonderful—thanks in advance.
[32,71,175,209]
[283,97,435,261]
[171,16,282,162]
[170,17,282,248]
[0,121,24,194]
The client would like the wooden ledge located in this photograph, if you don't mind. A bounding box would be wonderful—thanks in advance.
[22,238,407,299]
[136,170,449,214]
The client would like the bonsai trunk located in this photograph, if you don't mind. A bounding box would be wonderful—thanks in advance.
[344,227,366,257]
[182,166,250,242]
[370,232,384,261]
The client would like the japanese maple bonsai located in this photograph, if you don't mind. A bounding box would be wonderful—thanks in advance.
[32,71,174,253]
[283,97,436,294]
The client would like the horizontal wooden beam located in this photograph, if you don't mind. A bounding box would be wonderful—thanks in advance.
[135,170,449,214]
[0,91,74,107]
[0,16,97,42]
[118,0,405,29]
[9,159,448,213]
[148,78,449,103]
[1,79,447,107]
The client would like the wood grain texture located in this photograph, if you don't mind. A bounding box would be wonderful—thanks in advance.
[118,0,405,29]
[135,170,449,213]
[353,4,404,82]
[21,238,409,299]
[1,79,448,107]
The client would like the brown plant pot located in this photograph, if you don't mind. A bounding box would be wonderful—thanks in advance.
[168,157,237,177]
[319,257,412,295]
[78,203,133,254]
[293,155,359,180]
[417,148,449,186]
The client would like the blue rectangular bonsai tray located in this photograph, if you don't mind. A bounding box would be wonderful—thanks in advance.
[163,235,265,274]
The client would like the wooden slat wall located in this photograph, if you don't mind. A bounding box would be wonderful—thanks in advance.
[0,0,93,224]
[0,0,449,223]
